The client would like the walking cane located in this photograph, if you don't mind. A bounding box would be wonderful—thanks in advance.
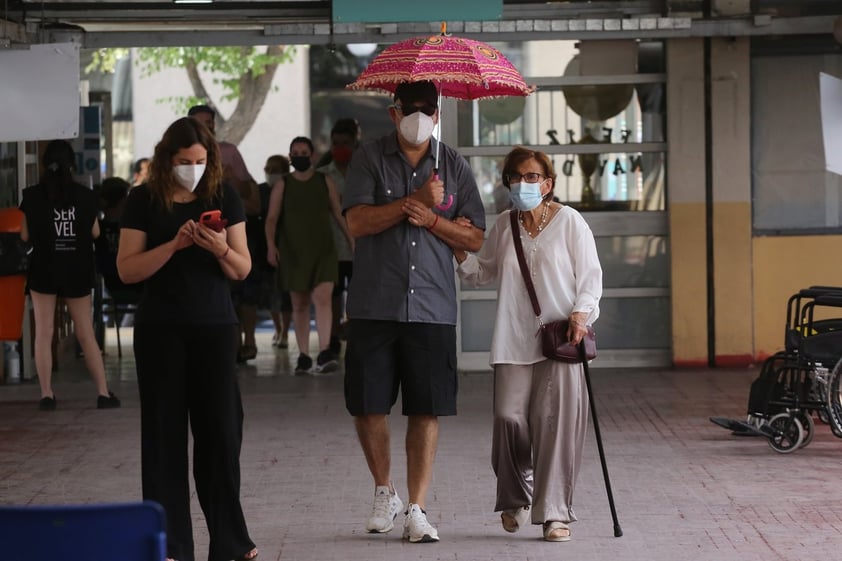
[579,341,623,537]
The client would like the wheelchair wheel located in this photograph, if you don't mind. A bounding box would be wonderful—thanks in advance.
[767,413,804,454]
[794,411,815,449]
[824,357,842,437]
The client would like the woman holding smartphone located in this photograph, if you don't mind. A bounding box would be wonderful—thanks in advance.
[117,117,258,561]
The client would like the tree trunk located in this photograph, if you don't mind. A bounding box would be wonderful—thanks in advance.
[185,45,287,146]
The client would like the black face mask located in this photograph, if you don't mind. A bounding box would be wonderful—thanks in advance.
[291,156,312,172]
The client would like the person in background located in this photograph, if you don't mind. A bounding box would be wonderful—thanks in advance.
[188,104,262,361]
[98,177,131,252]
[19,139,121,411]
[260,155,293,349]
[132,158,150,187]
[258,154,292,349]
[315,119,363,169]
[230,157,277,363]
[187,104,260,216]
[454,146,602,543]
[117,117,257,561]
[95,177,142,306]
[342,81,485,543]
[317,118,360,355]
[264,136,353,374]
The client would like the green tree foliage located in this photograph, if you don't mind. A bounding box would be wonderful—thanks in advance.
[88,45,296,145]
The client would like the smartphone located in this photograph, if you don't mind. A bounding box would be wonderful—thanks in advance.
[199,210,228,232]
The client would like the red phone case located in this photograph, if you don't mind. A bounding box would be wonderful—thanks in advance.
[199,211,227,232]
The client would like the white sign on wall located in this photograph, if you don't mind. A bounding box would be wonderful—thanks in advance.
[0,43,80,142]
[820,72,842,176]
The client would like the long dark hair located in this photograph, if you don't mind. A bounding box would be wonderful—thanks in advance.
[41,139,77,207]
[147,117,223,210]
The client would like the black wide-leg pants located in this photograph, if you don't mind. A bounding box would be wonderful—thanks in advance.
[135,323,255,561]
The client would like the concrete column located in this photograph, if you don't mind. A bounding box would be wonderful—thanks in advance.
[710,37,753,366]
[667,38,708,366]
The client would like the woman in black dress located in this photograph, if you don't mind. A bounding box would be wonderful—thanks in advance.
[117,117,257,561]
[19,139,120,411]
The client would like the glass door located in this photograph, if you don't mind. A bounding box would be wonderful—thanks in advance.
[449,39,672,370]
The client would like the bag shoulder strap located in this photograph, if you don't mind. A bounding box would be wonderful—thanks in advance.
[510,210,542,319]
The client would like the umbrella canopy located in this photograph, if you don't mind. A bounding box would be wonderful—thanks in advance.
[346,24,533,100]
[346,24,534,209]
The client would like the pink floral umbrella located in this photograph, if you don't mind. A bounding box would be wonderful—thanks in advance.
[347,23,534,100]
[347,23,534,208]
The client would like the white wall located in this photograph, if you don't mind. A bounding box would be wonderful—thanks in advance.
[132,46,310,182]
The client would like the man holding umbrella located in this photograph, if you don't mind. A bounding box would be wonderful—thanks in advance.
[342,80,486,543]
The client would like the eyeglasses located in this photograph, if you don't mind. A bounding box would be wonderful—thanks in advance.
[394,103,437,117]
[505,172,546,183]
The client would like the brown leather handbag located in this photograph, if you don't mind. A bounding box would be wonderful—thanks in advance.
[510,211,597,363]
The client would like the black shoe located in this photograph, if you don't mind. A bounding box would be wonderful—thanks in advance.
[97,392,121,409]
[38,396,57,411]
[328,336,341,355]
[295,353,313,374]
[314,349,339,374]
[237,345,257,363]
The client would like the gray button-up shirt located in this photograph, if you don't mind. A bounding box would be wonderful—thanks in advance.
[343,132,486,325]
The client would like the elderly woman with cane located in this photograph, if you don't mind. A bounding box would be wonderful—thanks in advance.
[451,146,602,542]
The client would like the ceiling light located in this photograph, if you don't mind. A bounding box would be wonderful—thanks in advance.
[347,43,378,57]
[173,0,214,4]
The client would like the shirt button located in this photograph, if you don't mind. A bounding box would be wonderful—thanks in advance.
[411,241,416,247]
[412,172,417,177]
[386,189,392,195]
[410,289,415,294]
[411,265,416,270]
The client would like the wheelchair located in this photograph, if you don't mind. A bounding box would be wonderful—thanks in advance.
[711,286,842,453]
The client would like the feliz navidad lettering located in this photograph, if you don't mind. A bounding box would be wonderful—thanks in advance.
[549,128,645,177]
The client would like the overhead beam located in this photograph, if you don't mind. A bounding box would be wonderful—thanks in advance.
[58,14,841,49]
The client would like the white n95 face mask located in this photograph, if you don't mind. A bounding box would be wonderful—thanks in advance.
[399,112,436,146]
[173,164,206,192]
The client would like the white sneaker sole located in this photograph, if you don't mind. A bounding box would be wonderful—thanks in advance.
[314,360,338,373]
[366,521,395,534]
[404,531,439,543]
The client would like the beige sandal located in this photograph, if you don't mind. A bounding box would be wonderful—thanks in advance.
[543,521,571,542]
[236,548,259,561]
[501,506,530,533]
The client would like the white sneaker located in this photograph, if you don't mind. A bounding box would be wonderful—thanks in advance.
[402,503,439,543]
[366,486,403,533]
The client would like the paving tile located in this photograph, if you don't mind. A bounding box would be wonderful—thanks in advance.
[0,330,840,561]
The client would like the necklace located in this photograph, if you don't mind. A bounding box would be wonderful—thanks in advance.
[173,191,194,203]
[519,202,551,235]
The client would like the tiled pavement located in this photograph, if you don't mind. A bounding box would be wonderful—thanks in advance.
[1,330,841,561]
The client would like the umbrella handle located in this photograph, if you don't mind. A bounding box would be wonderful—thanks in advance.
[432,167,453,210]
[432,83,452,211]
[436,193,453,211]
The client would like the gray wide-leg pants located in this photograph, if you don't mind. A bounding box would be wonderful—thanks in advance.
[492,360,589,524]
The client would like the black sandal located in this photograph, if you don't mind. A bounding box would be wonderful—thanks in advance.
[236,345,257,363]
[97,392,121,409]
[38,396,57,411]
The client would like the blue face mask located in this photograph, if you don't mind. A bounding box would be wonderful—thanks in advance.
[508,181,544,211]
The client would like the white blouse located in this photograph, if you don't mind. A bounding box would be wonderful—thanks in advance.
[457,206,603,366]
